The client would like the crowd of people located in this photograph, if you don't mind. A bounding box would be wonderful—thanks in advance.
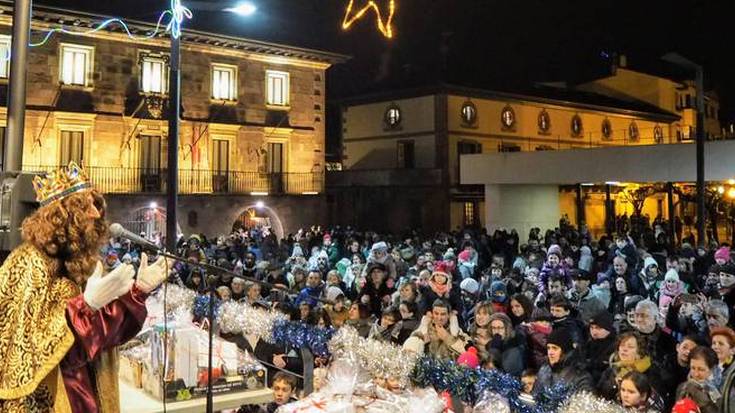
[103,219,735,413]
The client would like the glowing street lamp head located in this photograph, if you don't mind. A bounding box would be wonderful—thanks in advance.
[225,2,257,16]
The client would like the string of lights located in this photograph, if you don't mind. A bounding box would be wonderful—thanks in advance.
[342,0,396,39]
[7,0,191,58]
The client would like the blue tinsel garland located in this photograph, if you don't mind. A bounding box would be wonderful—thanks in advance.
[269,318,335,357]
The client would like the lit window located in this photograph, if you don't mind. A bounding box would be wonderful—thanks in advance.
[654,125,664,143]
[501,105,516,129]
[461,101,477,125]
[384,104,401,128]
[628,121,639,142]
[0,36,10,78]
[571,114,583,137]
[538,110,551,133]
[60,130,85,165]
[601,118,612,140]
[212,64,237,101]
[266,70,290,106]
[464,202,476,226]
[140,53,168,94]
[60,43,93,86]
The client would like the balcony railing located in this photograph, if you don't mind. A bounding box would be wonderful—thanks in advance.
[22,165,323,195]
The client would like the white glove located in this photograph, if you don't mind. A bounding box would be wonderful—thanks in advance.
[83,261,135,310]
[135,252,170,293]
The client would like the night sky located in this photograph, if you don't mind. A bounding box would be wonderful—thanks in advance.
[37,0,735,132]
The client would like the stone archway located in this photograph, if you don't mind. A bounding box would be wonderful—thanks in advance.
[122,206,181,241]
[232,204,285,240]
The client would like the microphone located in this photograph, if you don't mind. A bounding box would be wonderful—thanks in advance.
[109,223,161,252]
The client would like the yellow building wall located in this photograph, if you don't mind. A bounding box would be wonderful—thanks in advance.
[447,94,671,186]
[342,95,437,169]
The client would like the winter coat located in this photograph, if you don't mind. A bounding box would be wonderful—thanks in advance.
[578,246,594,273]
[521,321,552,370]
[410,314,469,361]
[596,355,664,403]
[568,289,606,322]
[582,334,617,384]
[533,351,593,396]
[676,380,720,413]
[361,280,393,317]
[538,262,572,295]
[658,281,685,320]
[487,331,527,377]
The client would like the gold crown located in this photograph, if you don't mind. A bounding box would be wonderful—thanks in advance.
[33,162,92,206]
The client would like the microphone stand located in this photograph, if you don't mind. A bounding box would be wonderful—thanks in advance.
[133,244,333,413]
[206,275,215,413]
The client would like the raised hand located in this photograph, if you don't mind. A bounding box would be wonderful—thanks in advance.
[83,261,135,310]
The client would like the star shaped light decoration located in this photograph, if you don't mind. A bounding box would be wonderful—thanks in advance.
[342,0,396,39]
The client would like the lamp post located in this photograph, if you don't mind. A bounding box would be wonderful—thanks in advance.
[662,53,705,247]
[165,1,257,253]
[5,0,32,172]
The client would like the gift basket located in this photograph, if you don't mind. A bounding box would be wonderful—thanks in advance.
[120,287,267,402]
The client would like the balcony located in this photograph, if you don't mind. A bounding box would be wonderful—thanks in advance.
[22,165,324,195]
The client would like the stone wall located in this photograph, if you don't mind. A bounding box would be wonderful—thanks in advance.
[106,194,327,240]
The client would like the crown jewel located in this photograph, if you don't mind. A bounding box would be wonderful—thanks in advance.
[33,162,92,206]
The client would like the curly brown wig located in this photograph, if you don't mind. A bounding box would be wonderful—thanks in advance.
[21,189,109,284]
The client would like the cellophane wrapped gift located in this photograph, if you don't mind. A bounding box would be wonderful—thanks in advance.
[473,390,511,413]
[277,355,443,413]
[120,320,266,402]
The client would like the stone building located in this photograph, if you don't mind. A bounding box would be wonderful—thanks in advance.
[0,3,347,239]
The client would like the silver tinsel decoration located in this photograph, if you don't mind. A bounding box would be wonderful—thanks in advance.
[556,392,628,413]
[218,300,287,339]
[328,327,418,387]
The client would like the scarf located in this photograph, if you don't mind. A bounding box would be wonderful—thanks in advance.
[429,279,450,296]
[614,355,652,380]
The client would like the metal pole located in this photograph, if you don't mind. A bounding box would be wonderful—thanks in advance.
[166,36,180,252]
[576,184,585,227]
[605,184,612,236]
[695,66,705,247]
[5,0,32,171]
[667,182,676,249]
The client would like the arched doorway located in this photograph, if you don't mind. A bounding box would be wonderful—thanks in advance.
[233,204,285,240]
[123,206,181,242]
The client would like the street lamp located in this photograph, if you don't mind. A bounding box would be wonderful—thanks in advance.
[224,2,257,16]
[166,1,257,253]
[662,52,705,247]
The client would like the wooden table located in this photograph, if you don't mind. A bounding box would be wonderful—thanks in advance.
[119,379,273,413]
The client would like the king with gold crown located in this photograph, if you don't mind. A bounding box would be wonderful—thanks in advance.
[0,162,170,412]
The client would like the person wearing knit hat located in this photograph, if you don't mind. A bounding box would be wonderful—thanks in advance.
[547,244,563,258]
[538,244,572,296]
[456,347,480,369]
[324,286,349,328]
[460,278,479,296]
[659,268,685,320]
[490,280,508,313]
[671,398,701,413]
[715,246,731,266]
[585,311,617,384]
[443,248,456,262]
[419,261,462,314]
[536,326,594,396]
[487,312,526,376]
